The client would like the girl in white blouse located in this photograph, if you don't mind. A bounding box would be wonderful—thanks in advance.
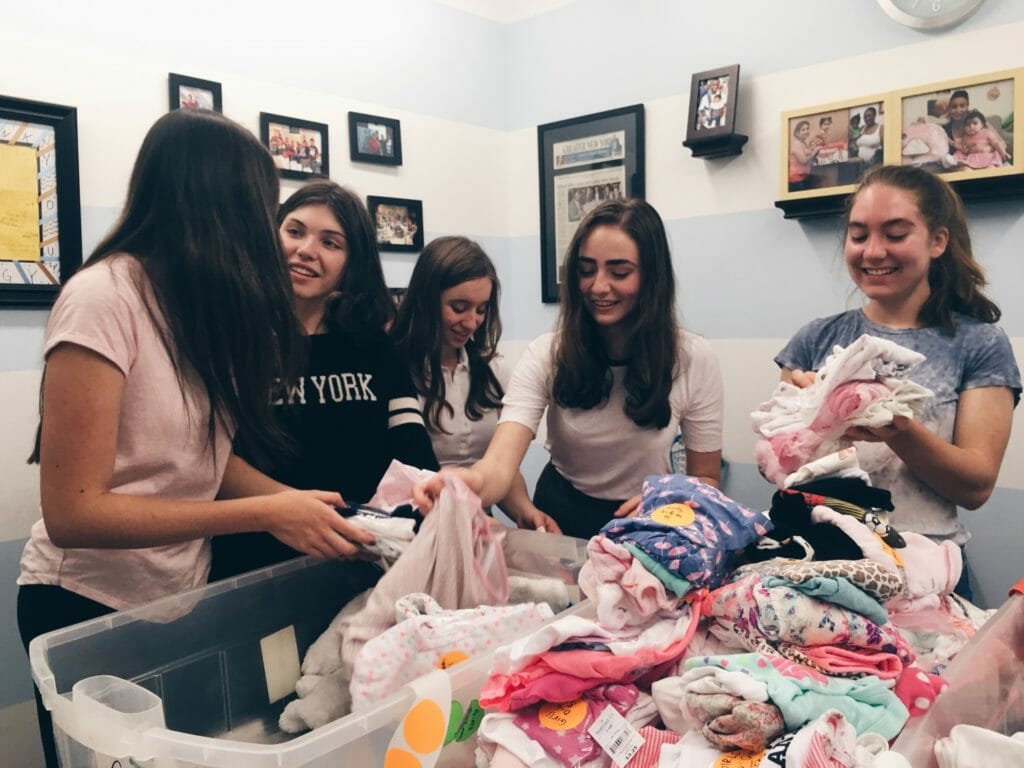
[414,200,724,538]
[391,236,560,532]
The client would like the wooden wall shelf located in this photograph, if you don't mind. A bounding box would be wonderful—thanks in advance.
[775,172,1024,219]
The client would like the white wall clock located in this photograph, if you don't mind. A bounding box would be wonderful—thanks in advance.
[877,0,983,29]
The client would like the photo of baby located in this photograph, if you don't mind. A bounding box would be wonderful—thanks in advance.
[900,77,1014,174]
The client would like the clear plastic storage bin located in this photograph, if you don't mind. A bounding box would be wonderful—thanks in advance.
[30,528,589,768]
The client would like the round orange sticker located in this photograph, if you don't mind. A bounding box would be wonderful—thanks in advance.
[651,502,696,527]
[403,699,446,755]
[714,751,765,768]
[437,650,470,669]
[538,698,587,731]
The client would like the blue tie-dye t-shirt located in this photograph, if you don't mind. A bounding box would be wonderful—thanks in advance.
[775,309,1021,543]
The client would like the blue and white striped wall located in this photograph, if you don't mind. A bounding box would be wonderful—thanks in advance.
[3,2,1024,763]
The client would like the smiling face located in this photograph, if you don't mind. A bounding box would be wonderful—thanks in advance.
[439,276,493,361]
[278,204,348,331]
[845,183,948,323]
[948,95,970,122]
[863,108,877,127]
[576,224,641,331]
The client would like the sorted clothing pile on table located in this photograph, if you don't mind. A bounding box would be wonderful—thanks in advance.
[474,336,992,767]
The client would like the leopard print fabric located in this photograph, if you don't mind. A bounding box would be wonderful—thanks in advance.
[732,558,904,602]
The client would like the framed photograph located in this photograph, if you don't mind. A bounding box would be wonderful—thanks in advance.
[537,104,644,303]
[260,112,329,181]
[0,95,83,307]
[368,196,423,252]
[683,64,748,158]
[778,94,890,201]
[686,64,740,140]
[168,73,222,112]
[349,111,402,166]
[898,68,1022,182]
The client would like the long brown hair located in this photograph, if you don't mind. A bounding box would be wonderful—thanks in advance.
[391,236,503,432]
[846,165,1000,332]
[277,181,395,333]
[553,198,680,429]
[31,109,297,465]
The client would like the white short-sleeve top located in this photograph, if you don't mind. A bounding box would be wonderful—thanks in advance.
[499,331,723,500]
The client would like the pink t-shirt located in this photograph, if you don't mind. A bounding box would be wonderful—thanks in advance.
[18,256,231,610]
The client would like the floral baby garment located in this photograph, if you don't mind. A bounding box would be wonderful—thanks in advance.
[684,653,909,739]
[601,474,771,593]
[350,593,553,710]
[733,558,905,604]
[752,334,932,486]
[705,572,913,661]
[685,692,786,751]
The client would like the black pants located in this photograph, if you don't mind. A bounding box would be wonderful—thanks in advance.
[18,584,115,768]
[953,546,973,602]
[209,531,302,582]
[533,461,624,540]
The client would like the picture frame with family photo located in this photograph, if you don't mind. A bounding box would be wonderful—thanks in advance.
[898,68,1022,183]
[368,195,423,252]
[259,112,329,181]
[683,64,748,158]
[349,112,403,166]
[778,94,891,202]
[168,73,222,113]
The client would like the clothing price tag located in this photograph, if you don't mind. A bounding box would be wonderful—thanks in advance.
[587,705,644,766]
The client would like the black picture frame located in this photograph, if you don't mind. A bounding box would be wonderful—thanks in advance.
[367,195,423,252]
[682,64,748,158]
[537,104,644,303]
[168,73,223,113]
[0,95,83,307]
[349,111,403,166]
[259,112,329,181]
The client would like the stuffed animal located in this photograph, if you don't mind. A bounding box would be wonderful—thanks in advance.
[901,121,954,168]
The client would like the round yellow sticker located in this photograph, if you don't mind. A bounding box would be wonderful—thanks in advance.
[437,650,470,669]
[538,699,588,731]
[651,502,696,527]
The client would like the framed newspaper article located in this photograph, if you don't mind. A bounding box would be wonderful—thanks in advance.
[537,104,645,303]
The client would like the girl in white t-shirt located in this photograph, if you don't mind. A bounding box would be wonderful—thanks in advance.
[392,236,560,532]
[414,199,724,538]
[17,110,374,768]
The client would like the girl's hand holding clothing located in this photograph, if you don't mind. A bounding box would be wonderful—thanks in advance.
[264,489,376,559]
[412,467,483,513]
[785,369,817,389]
[843,415,912,444]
